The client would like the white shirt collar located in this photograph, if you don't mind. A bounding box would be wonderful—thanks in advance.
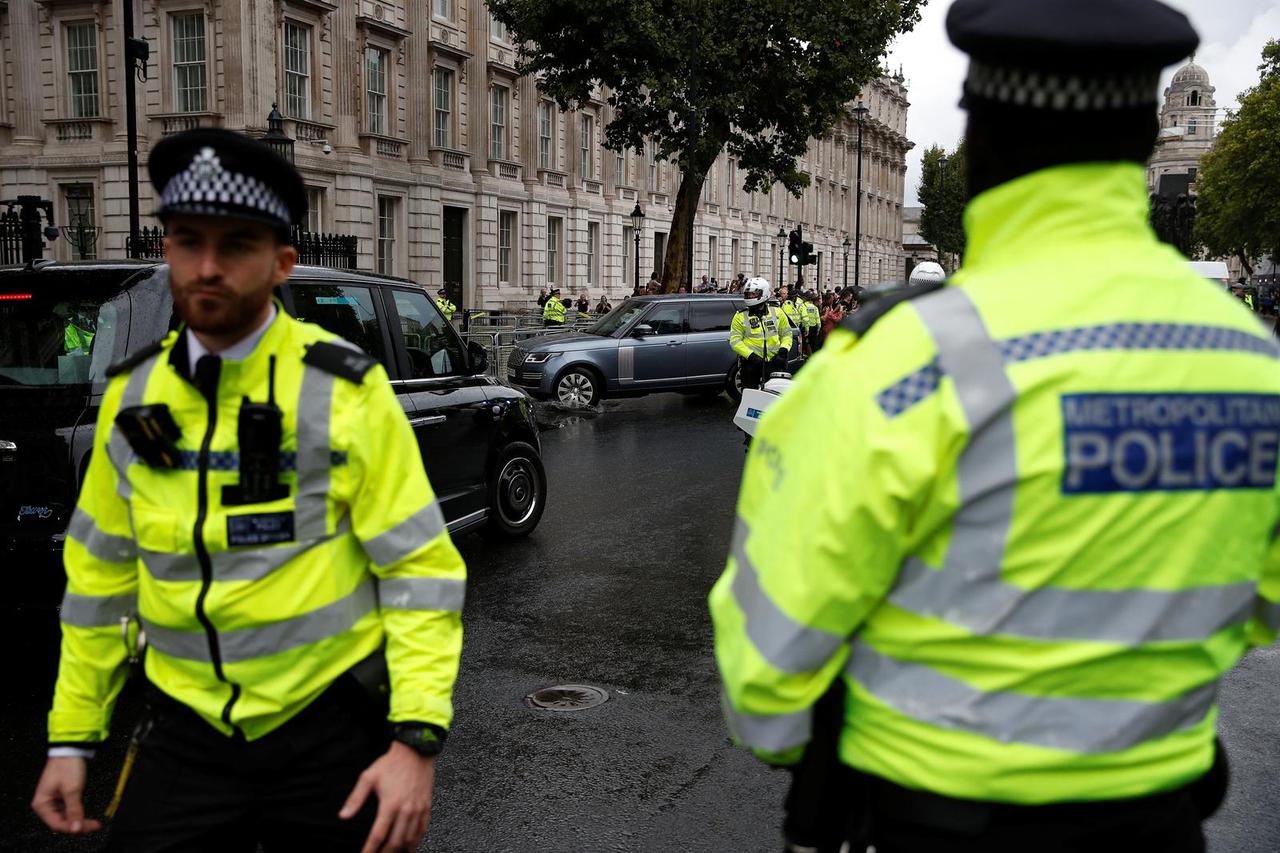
[186,303,277,375]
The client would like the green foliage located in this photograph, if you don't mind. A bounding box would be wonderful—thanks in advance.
[488,0,923,195]
[1194,39,1280,270]
[917,142,966,265]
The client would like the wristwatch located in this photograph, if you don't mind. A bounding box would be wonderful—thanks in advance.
[391,723,447,758]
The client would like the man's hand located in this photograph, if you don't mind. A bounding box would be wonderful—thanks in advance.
[339,742,436,853]
[31,756,102,835]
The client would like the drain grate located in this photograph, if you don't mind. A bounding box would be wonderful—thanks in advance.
[525,684,610,712]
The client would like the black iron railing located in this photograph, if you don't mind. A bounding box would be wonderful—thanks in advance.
[126,224,359,270]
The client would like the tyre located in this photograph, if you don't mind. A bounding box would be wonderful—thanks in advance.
[554,366,601,408]
[482,441,547,540]
[725,363,743,402]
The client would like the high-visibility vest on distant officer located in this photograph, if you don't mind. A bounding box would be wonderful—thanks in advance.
[543,291,567,325]
[711,0,1280,845]
[435,290,456,321]
[779,295,803,341]
[801,298,821,330]
[52,306,466,744]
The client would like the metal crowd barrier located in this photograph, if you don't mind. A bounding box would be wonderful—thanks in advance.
[454,310,598,383]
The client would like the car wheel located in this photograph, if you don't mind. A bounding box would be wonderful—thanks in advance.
[554,367,600,408]
[482,441,547,540]
[725,363,743,402]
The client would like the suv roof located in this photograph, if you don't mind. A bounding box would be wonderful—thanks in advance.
[625,294,741,302]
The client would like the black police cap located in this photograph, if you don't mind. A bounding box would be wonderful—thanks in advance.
[947,0,1198,111]
[148,128,306,233]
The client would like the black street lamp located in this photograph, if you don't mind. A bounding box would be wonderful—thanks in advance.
[852,101,869,290]
[938,154,949,272]
[842,233,851,290]
[777,225,786,289]
[630,203,645,293]
[264,103,295,164]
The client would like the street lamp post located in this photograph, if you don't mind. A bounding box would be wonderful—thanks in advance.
[630,203,645,293]
[777,225,786,289]
[842,233,851,290]
[852,101,869,291]
[264,103,295,164]
[937,155,949,273]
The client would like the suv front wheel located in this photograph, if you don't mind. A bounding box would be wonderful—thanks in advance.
[554,366,601,408]
[482,441,547,539]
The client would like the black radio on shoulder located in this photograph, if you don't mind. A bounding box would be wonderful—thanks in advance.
[223,355,290,505]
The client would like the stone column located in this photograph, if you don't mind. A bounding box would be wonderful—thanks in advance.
[407,0,432,162]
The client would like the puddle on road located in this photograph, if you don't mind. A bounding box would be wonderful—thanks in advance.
[533,400,618,431]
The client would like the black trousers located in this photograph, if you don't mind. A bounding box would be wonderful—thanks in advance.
[739,353,789,392]
[105,679,389,853]
[787,749,1228,853]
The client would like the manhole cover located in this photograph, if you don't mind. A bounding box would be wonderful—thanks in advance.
[525,684,610,712]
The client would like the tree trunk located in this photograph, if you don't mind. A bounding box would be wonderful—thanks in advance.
[659,171,705,293]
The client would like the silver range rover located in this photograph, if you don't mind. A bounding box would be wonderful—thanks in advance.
[508,294,796,408]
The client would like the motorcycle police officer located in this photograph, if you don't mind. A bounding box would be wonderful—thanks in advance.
[729,277,792,392]
[711,1,1280,851]
[31,128,467,853]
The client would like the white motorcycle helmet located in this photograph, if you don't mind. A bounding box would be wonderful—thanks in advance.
[742,277,772,308]
[909,262,946,287]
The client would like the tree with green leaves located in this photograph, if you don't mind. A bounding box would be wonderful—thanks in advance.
[1194,40,1280,276]
[488,0,923,292]
[917,142,966,272]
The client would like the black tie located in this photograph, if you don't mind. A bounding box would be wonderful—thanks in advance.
[194,354,221,402]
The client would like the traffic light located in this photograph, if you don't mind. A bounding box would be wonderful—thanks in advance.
[788,229,802,265]
[799,240,816,266]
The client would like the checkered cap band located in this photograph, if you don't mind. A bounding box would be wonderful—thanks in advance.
[159,146,292,226]
[964,60,1160,111]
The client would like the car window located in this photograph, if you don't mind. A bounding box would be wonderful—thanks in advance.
[642,304,686,336]
[289,283,390,368]
[690,301,737,333]
[390,288,466,379]
[0,268,134,390]
[588,299,648,336]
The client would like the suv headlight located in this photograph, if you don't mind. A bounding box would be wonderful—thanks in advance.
[524,351,559,364]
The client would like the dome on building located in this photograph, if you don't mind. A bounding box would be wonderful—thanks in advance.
[1171,58,1210,87]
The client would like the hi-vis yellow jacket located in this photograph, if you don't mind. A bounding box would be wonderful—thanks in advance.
[710,162,1280,804]
[52,305,466,743]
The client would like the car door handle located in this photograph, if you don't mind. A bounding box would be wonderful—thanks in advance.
[408,415,447,427]
[665,340,684,347]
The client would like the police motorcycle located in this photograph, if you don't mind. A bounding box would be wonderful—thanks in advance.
[733,263,949,439]
[732,278,796,439]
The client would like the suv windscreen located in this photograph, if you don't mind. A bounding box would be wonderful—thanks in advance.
[0,269,132,390]
[588,299,649,337]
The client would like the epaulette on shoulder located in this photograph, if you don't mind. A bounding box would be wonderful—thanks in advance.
[839,281,946,339]
[105,338,167,378]
[302,340,378,384]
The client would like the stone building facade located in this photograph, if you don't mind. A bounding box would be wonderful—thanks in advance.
[1147,57,1217,197]
[0,0,912,307]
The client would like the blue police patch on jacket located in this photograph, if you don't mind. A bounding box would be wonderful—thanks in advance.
[1062,393,1280,493]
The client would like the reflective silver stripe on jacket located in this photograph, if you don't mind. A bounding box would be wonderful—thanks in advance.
[730,518,844,674]
[67,507,137,563]
[294,361,337,541]
[140,515,353,584]
[143,577,376,663]
[107,351,165,501]
[886,288,1257,645]
[363,501,447,567]
[378,576,466,612]
[721,692,813,753]
[846,642,1217,754]
[60,591,135,628]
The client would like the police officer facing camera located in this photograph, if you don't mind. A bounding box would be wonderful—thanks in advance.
[32,128,466,853]
[712,1,1280,851]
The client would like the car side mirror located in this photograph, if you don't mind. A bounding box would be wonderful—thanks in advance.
[633,324,654,338]
[467,340,489,374]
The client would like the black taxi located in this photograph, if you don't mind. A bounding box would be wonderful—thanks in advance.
[1,261,545,600]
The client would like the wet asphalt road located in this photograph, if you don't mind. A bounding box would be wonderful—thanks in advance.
[3,392,1280,852]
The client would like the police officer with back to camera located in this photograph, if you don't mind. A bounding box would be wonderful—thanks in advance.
[730,277,792,391]
[711,1,1280,851]
[31,128,467,853]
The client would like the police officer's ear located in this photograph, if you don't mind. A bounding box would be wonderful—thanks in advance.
[271,229,298,286]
